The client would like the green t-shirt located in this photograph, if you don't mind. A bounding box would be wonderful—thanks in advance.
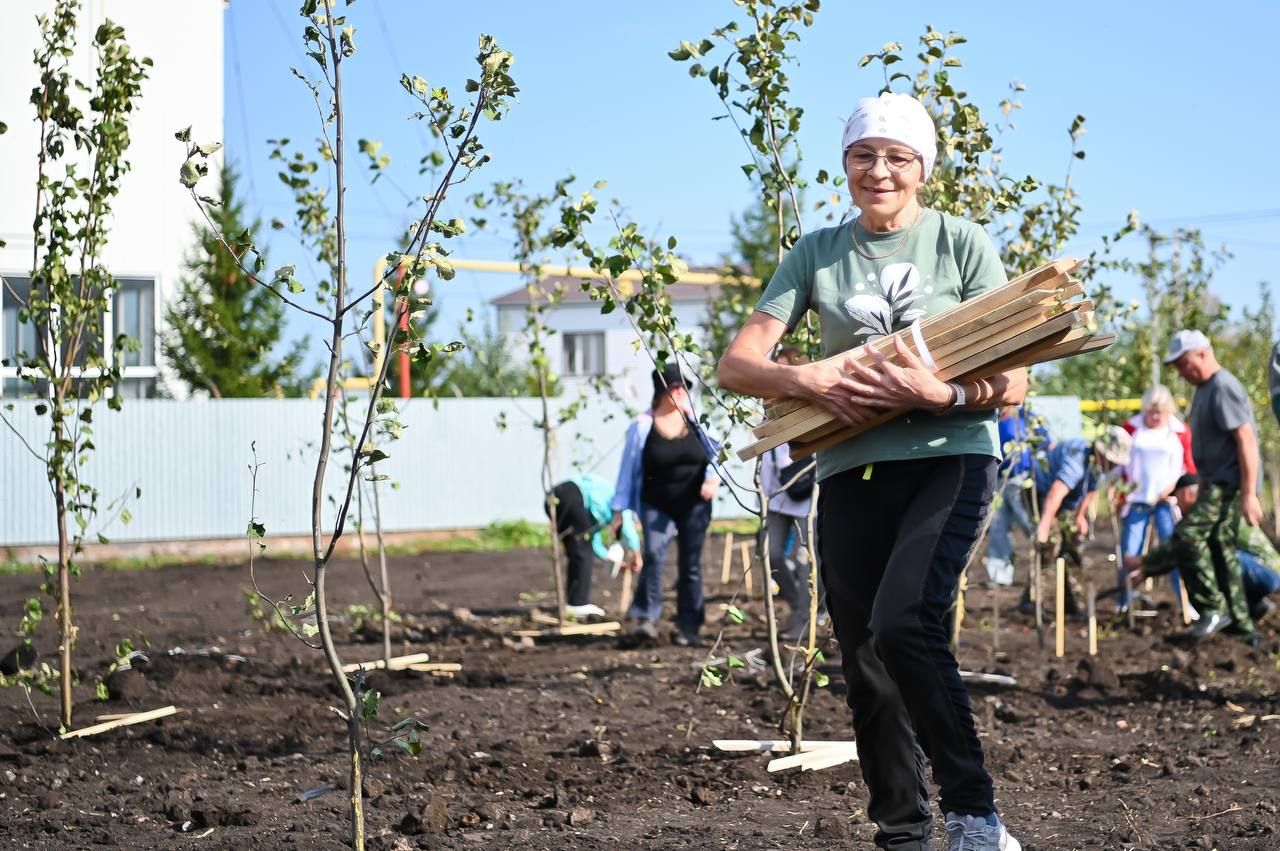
[755,208,1008,481]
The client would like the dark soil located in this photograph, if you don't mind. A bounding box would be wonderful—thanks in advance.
[2,532,1279,850]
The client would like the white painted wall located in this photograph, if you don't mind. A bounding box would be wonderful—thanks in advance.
[497,298,716,405]
[0,0,224,397]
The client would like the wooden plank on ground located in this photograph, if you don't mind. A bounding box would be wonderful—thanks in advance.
[342,652,431,673]
[62,705,178,740]
[511,621,622,638]
[713,739,858,753]
[405,662,462,674]
[767,743,859,773]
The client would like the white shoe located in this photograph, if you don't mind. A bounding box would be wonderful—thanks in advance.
[1190,612,1231,638]
[944,812,1021,851]
[566,603,606,619]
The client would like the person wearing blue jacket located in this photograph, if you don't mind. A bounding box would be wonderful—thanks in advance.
[612,362,721,647]
[983,406,1039,586]
[547,474,641,618]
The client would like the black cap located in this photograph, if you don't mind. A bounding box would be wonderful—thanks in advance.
[1174,473,1198,491]
[651,362,688,397]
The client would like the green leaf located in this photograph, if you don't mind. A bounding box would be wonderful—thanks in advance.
[0,121,7,135]
[814,671,830,688]
[246,521,266,539]
[361,688,381,720]
[175,126,191,142]
[179,159,201,188]
[726,605,746,625]
[727,656,744,669]
[197,142,223,156]
[700,666,723,688]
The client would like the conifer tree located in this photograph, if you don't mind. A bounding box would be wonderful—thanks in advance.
[161,165,311,397]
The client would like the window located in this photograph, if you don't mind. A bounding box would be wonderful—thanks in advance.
[114,278,155,367]
[2,276,41,368]
[1,273,157,398]
[562,332,605,376]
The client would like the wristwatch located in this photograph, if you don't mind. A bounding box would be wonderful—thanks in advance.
[946,381,966,409]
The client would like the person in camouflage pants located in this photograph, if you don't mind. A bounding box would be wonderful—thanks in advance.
[1165,329,1264,641]
[1156,481,1252,628]
[1126,474,1280,624]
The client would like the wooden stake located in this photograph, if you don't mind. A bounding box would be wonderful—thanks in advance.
[740,541,753,596]
[720,531,735,585]
[62,705,178,740]
[991,583,1000,657]
[618,569,634,618]
[1087,581,1098,656]
[342,652,431,673]
[713,739,858,753]
[405,662,462,674]
[767,743,859,773]
[952,571,967,651]
[512,621,622,638]
[1055,556,1066,658]
[1179,579,1193,625]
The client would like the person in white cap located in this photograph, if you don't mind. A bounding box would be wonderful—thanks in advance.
[1165,329,1261,642]
[719,91,1023,851]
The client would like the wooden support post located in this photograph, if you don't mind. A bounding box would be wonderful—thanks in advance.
[1087,581,1098,657]
[618,569,634,618]
[1179,579,1193,625]
[720,531,735,585]
[1055,556,1066,658]
[740,541,753,597]
[991,582,1001,657]
[952,572,966,651]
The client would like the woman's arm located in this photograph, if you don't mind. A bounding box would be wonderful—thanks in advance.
[844,338,1027,412]
[719,312,879,427]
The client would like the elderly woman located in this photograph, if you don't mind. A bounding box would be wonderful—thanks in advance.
[718,93,1024,851]
[1117,384,1195,610]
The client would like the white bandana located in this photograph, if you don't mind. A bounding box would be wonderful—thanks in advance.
[840,92,937,180]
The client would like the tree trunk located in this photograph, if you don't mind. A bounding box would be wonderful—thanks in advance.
[55,470,73,730]
[372,476,392,668]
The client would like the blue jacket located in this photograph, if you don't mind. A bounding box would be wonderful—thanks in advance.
[1033,438,1099,512]
[611,412,722,515]
[568,473,641,559]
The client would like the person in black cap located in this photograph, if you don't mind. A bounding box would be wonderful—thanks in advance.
[611,360,721,646]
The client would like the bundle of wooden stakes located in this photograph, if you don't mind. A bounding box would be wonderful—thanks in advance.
[738,258,1114,462]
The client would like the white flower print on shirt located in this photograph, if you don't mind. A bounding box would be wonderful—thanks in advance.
[843,262,927,340]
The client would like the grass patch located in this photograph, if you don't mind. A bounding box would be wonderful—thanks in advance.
[410,520,552,553]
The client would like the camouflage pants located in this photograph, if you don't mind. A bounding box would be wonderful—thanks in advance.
[1171,483,1255,635]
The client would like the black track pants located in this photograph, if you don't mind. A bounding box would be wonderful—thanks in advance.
[548,482,595,606]
[818,454,997,850]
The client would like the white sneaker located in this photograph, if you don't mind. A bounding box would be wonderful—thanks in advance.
[1190,612,1231,638]
[944,812,1021,851]
[566,603,606,619]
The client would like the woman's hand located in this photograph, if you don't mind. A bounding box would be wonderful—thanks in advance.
[842,337,951,411]
[700,478,720,502]
[793,359,883,428]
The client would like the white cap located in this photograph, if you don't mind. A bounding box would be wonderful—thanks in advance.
[841,92,938,180]
[1093,425,1132,467]
[1163,329,1211,364]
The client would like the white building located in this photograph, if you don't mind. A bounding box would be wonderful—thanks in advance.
[490,274,722,406]
[0,0,225,399]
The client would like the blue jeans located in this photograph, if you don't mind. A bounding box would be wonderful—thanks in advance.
[630,499,712,629]
[1119,502,1177,608]
[986,474,1034,564]
[1240,550,1280,609]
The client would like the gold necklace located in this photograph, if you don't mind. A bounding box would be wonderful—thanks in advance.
[851,207,924,261]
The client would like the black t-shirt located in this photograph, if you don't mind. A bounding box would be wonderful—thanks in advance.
[641,418,708,516]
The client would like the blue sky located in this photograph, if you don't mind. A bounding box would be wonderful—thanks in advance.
[224,1,1280,344]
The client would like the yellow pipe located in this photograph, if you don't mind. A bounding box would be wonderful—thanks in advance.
[1078,397,1188,412]
[448,257,759,286]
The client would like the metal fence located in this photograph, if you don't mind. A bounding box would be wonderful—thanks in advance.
[1,395,1082,546]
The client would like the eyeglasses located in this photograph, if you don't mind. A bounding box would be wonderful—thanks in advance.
[845,149,919,172]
